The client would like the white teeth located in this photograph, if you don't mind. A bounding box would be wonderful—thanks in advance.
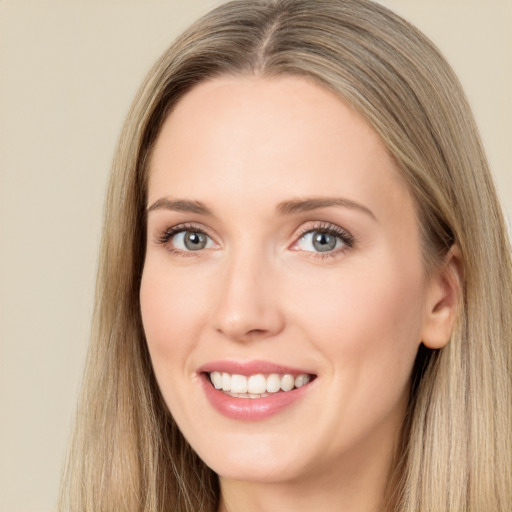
[280,374,295,392]
[211,371,223,389]
[247,374,266,394]
[266,373,281,393]
[222,372,231,391]
[209,371,312,396]
[225,391,271,399]
[231,374,248,393]
[294,375,310,388]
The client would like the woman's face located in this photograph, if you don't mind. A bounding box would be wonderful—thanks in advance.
[141,76,436,484]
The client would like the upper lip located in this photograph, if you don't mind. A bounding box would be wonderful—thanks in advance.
[197,359,316,376]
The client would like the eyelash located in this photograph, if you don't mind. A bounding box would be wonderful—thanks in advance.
[156,223,213,258]
[294,222,354,260]
[155,221,355,259]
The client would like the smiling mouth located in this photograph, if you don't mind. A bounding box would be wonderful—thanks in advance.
[207,371,315,399]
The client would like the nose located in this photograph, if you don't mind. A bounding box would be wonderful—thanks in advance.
[211,250,285,342]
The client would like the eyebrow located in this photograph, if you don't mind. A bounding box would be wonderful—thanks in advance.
[146,198,213,215]
[146,196,376,220]
[276,197,376,220]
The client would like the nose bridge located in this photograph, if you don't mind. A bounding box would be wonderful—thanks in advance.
[211,241,284,341]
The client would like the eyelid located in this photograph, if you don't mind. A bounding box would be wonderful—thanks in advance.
[154,220,354,258]
[290,221,355,257]
[156,222,218,249]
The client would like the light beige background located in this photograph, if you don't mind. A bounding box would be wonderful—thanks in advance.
[0,1,510,511]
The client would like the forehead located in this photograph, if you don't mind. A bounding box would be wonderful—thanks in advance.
[147,75,410,221]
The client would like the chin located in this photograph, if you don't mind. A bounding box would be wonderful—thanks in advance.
[187,428,314,484]
[211,454,307,485]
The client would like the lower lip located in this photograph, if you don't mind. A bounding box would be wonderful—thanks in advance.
[200,373,314,421]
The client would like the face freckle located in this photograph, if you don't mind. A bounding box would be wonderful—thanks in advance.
[140,75,431,487]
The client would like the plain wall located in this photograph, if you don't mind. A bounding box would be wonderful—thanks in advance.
[0,1,510,511]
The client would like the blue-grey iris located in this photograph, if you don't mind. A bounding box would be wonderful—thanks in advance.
[312,231,337,252]
[184,232,208,250]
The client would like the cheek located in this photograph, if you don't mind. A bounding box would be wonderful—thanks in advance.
[140,264,202,373]
[139,262,210,427]
[288,257,426,449]
[140,274,172,359]
[294,255,425,383]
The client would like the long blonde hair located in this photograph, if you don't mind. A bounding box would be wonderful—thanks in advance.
[60,1,512,510]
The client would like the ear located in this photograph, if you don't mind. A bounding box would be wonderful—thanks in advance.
[421,245,463,350]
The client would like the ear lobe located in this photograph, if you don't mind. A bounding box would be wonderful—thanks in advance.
[421,245,463,350]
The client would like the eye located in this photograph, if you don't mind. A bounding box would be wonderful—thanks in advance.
[292,224,353,255]
[172,230,214,251]
[157,224,216,253]
[297,230,344,252]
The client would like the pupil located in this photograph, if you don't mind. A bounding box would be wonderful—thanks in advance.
[184,232,206,250]
[312,231,336,252]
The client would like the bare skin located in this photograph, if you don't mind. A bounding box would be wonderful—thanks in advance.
[141,76,460,512]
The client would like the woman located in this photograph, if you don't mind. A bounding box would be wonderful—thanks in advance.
[60,0,511,510]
